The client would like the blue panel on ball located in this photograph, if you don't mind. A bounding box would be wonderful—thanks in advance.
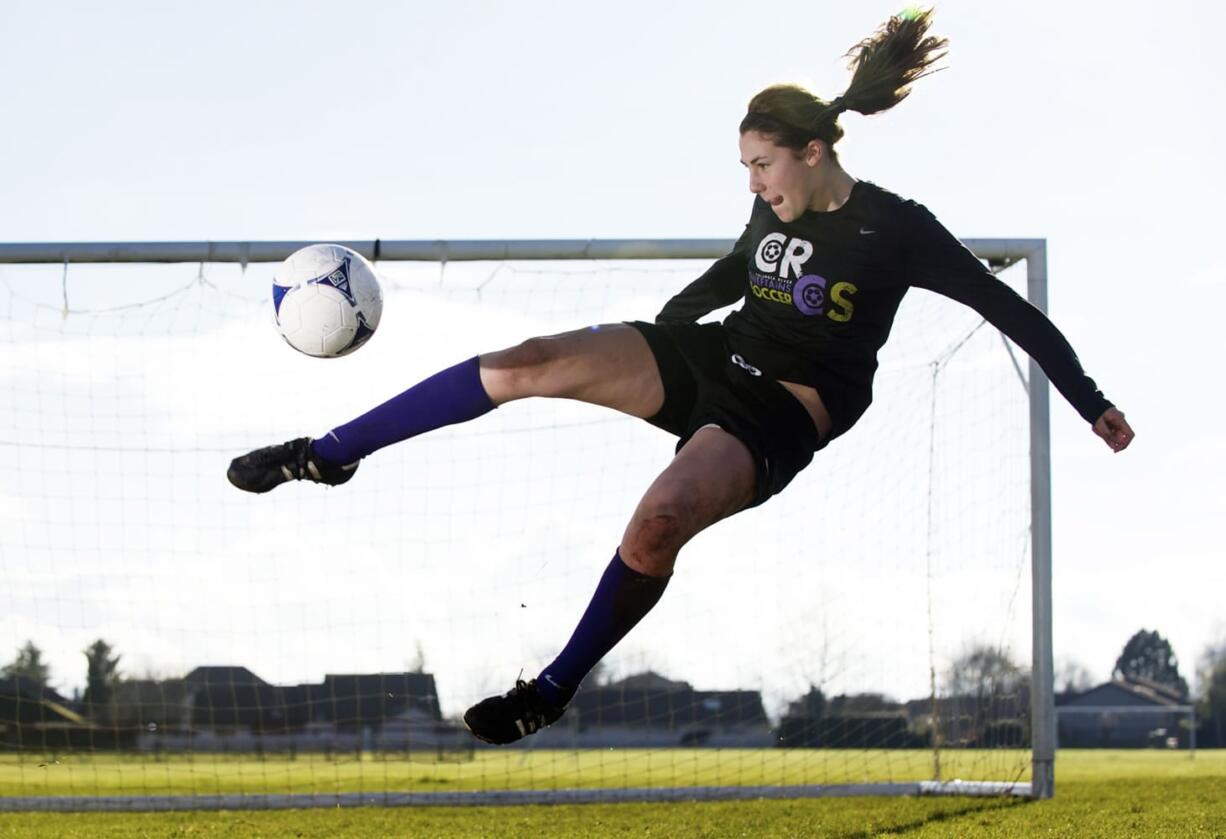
[272,283,292,316]
[313,257,357,305]
[349,317,375,351]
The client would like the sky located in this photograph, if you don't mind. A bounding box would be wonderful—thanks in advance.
[1,0,1223,713]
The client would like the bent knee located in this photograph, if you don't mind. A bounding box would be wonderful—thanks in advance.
[622,497,702,565]
[626,512,685,556]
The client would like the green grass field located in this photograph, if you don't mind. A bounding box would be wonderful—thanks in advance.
[1,750,1222,837]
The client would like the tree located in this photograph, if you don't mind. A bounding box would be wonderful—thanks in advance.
[408,641,426,674]
[777,685,827,748]
[947,645,1027,701]
[1054,657,1095,697]
[785,685,826,720]
[83,639,122,719]
[1196,639,1226,747]
[946,645,1028,745]
[578,660,608,691]
[1112,629,1188,698]
[1,641,51,687]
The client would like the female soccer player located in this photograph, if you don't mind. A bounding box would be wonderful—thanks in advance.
[228,9,1134,745]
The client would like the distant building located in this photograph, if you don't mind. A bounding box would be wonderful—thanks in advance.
[4,666,466,754]
[779,692,926,749]
[181,666,442,733]
[133,666,464,753]
[112,678,188,731]
[0,675,132,750]
[305,673,442,732]
[1057,678,1192,748]
[778,711,922,749]
[184,666,286,734]
[530,671,772,748]
[1,676,78,736]
[0,675,70,708]
[903,691,1030,749]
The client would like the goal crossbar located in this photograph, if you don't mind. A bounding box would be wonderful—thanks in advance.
[0,238,1045,266]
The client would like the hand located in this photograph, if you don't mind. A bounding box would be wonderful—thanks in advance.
[1093,407,1134,453]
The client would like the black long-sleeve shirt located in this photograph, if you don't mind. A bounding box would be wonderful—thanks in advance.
[656,181,1111,436]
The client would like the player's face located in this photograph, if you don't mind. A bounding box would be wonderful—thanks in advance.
[739,131,820,223]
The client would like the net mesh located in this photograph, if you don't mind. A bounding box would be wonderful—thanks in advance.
[0,252,1034,804]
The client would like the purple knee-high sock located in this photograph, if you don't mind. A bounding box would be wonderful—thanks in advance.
[536,550,670,707]
[311,356,495,465]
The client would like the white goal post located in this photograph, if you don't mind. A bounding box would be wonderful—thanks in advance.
[0,237,1054,809]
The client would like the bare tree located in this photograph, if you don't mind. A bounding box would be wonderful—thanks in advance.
[1054,657,1095,697]
[408,641,427,674]
[788,685,827,719]
[946,645,1028,745]
[578,660,609,691]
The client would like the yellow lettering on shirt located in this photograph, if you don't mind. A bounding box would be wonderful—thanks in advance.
[826,282,858,322]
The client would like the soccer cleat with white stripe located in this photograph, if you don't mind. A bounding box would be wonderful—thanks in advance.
[463,679,566,745]
[226,437,358,494]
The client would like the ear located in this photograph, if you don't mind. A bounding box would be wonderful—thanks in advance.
[804,140,824,167]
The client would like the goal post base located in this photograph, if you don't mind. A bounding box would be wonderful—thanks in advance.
[0,781,1034,812]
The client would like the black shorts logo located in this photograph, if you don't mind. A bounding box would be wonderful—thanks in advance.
[730,353,763,377]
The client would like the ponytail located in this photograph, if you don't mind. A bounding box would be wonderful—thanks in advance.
[840,7,948,116]
[741,7,948,159]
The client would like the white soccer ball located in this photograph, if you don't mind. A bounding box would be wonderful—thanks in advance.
[272,244,383,358]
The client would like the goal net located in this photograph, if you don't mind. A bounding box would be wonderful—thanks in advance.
[0,238,1050,811]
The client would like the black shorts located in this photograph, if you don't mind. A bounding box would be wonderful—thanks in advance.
[627,320,825,508]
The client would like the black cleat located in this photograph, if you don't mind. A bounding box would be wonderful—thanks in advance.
[227,437,358,494]
[463,679,566,745]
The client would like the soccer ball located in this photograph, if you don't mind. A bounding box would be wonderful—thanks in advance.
[272,244,383,357]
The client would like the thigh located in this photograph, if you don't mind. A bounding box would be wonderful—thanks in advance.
[479,323,664,418]
[621,425,757,574]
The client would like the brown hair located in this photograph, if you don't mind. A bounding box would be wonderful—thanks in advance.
[740,8,948,162]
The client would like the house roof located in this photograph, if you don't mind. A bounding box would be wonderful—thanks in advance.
[0,693,87,726]
[605,671,692,691]
[318,673,437,694]
[0,676,68,704]
[184,666,268,688]
[1057,678,1187,708]
[184,669,443,728]
[1118,676,1185,702]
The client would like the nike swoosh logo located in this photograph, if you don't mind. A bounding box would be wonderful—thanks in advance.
[860,228,876,235]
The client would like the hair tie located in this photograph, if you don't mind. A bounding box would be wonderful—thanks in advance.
[827,96,847,115]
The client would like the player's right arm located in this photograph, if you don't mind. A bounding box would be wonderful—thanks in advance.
[655,224,751,325]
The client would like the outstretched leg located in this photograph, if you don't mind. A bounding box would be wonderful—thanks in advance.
[463,426,757,744]
[228,323,663,493]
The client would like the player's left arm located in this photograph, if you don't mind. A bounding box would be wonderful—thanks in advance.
[903,203,1134,453]
[1092,406,1134,453]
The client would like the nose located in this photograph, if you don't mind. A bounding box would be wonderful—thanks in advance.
[748,172,764,194]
